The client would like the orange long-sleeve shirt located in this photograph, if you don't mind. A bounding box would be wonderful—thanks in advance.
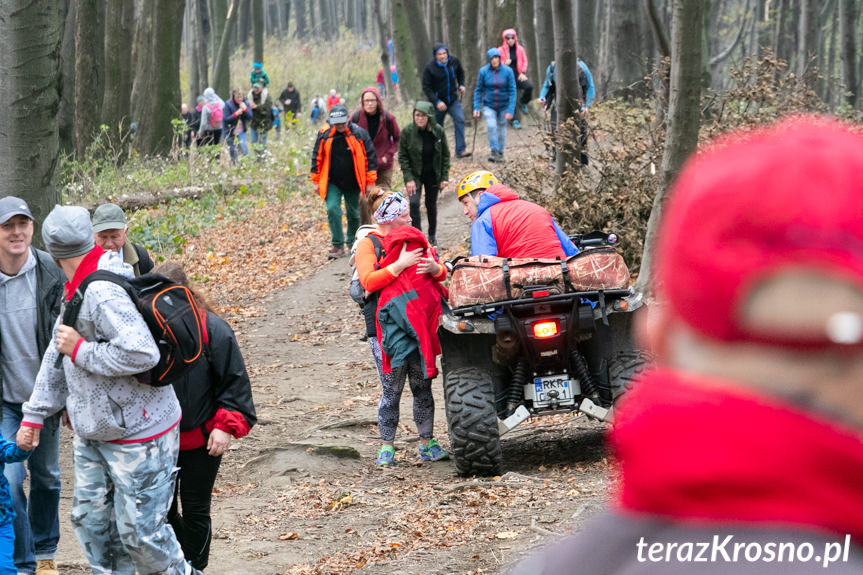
[355,231,446,293]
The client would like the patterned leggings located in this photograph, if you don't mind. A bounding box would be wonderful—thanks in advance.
[369,338,435,443]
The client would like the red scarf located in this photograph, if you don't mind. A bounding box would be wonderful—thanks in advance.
[612,368,863,545]
[64,246,105,300]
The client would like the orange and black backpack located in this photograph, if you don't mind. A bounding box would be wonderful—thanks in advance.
[58,271,207,386]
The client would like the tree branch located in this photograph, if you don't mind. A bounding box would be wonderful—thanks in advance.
[710,0,751,67]
[644,0,670,59]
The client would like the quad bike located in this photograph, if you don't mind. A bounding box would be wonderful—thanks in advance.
[439,232,650,476]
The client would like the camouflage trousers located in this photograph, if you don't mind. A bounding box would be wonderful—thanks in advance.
[71,427,187,575]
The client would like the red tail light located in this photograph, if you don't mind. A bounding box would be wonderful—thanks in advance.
[532,320,559,338]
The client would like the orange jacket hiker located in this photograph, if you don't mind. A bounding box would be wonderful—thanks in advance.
[310,122,378,199]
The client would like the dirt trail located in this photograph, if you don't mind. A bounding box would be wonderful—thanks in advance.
[53,122,613,575]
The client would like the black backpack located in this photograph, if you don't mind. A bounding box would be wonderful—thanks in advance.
[55,271,207,386]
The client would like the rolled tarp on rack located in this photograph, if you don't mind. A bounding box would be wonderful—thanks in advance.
[448,248,631,309]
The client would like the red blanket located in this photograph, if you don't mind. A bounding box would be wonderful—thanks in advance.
[375,226,446,378]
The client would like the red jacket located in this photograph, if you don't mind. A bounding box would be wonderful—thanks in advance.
[498,28,528,76]
[470,184,578,258]
[375,227,447,379]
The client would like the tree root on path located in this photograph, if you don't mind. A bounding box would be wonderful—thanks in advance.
[433,471,546,492]
[302,416,378,437]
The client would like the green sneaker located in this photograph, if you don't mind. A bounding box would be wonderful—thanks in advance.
[376,445,395,467]
[419,439,449,462]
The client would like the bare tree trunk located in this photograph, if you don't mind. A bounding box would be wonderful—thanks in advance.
[74,0,103,159]
[576,0,600,66]
[461,0,481,93]
[196,0,211,92]
[213,0,240,95]
[0,0,64,231]
[59,0,77,153]
[552,0,580,173]
[604,0,648,97]
[392,0,420,99]
[797,0,816,79]
[295,0,308,38]
[211,0,230,94]
[442,0,462,61]
[534,0,555,90]
[319,0,331,40]
[432,0,443,43]
[103,0,134,133]
[308,0,317,34]
[637,0,704,296]
[239,0,251,47]
[404,0,432,76]
[135,0,186,155]
[373,0,396,101]
[839,0,858,107]
[826,0,839,108]
[253,0,264,62]
[517,0,540,88]
[489,0,516,46]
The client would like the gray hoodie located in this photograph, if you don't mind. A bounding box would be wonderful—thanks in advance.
[0,251,40,404]
[198,87,225,135]
[22,250,181,442]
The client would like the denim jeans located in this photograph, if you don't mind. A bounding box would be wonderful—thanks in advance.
[482,106,509,153]
[225,130,249,162]
[325,183,360,248]
[434,99,466,155]
[70,427,186,575]
[250,128,268,151]
[1,402,60,574]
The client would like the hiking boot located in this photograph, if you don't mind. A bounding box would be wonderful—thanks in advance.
[428,236,438,248]
[494,150,504,162]
[487,152,498,163]
[376,445,395,467]
[512,119,522,129]
[419,439,449,462]
[327,246,345,259]
[455,151,472,159]
[36,559,60,575]
[520,103,529,114]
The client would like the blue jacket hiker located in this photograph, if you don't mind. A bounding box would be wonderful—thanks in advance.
[0,440,31,575]
[474,48,516,162]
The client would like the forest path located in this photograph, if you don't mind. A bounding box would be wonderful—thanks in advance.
[54,119,611,575]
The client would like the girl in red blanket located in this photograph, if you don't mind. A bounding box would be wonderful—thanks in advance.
[354,191,449,467]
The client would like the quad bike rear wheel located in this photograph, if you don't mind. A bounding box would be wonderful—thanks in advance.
[443,367,503,477]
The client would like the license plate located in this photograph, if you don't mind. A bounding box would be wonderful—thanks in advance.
[533,375,573,404]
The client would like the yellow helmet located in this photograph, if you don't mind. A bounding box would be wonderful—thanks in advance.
[457,170,499,199]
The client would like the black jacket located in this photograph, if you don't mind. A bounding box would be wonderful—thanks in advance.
[33,248,64,358]
[172,313,256,447]
[278,87,302,116]
[422,44,466,106]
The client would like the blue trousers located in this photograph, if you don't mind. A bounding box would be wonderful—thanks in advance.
[482,106,509,153]
[0,522,14,575]
[1,402,60,574]
[435,99,466,155]
[225,130,249,162]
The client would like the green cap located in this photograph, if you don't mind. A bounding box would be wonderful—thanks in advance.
[92,203,126,233]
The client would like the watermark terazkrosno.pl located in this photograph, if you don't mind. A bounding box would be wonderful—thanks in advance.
[636,535,852,568]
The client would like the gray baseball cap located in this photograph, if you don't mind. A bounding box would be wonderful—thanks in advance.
[328,105,349,125]
[92,203,127,233]
[42,206,95,259]
[0,196,33,225]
